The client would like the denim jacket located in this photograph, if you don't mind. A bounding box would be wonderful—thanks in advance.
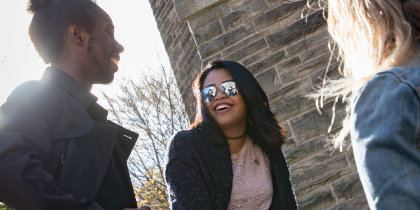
[350,51,420,209]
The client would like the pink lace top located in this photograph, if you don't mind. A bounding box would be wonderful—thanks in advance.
[227,137,273,210]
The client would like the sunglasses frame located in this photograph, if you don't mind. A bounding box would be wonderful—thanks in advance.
[201,80,239,103]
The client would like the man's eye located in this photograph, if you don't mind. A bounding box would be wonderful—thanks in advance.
[107,30,114,36]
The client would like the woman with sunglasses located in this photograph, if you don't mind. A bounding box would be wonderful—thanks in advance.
[165,60,297,210]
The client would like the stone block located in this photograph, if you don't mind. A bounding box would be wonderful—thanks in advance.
[272,94,315,122]
[159,2,174,22]
[221,0,268,31]
[285,28,329,57]
[203,54,222,66]
[179,45,198,69]
[266,10,326,51]
[292,154,348,185]
[181,30,194,47]
[309,61,341,87]
[198,23,255,59]
[152,0,167,17]
[242,47,272,66]
[160,17,172,35]
[297,186,336,210]
[188,3,230,31]
[227,0,252,11]
[345,149,356,167]
[193,20,223,45]
[197,38,225,60]
[326,195,369,210]
[174,0,225,21]
[331,173,365,202]
[252,0,306,31]
[168,44,182,67]
[222,23,255,45]
[280,122,293,137]
[172,23,190,45]
[222,31,265,56]
[276,56,301,73]
[248,50,285,74]
[292,155,350,198]
[282,138,297,153]
[290,100,346,143]
[164,35,174,52]
[269,77,312,104]
[224,38,267,62]
[290,148,341,176]
[255,68,281,94]
[279,51,331,84]
[299,38,330,62]
[266,0,287,8]
[285,135,327,165]
[181,88,196,122]
[190,51,203,73]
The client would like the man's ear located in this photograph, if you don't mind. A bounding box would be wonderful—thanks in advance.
[67,25,87,47]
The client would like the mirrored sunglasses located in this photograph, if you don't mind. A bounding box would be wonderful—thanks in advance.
[201,81,239,103]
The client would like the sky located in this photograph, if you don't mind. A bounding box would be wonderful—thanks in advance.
[0,0,171,106]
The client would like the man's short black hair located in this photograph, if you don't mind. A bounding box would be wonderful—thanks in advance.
[27,0,101,64]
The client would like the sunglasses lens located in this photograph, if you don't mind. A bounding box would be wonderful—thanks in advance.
[220,81,238,97]
[202,86,216,103]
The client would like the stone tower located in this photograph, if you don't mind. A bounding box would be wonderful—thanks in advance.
[148,0,369,209]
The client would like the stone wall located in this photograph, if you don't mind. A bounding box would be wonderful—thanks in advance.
[148,0,369,209]
[148,0,202,118]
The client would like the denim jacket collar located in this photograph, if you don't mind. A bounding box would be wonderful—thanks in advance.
[400,41,420,68]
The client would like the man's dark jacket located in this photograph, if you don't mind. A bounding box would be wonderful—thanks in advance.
[165,125,297,210]
[0,68,138,210]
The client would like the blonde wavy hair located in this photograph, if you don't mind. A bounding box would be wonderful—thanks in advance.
[315,0,420,150]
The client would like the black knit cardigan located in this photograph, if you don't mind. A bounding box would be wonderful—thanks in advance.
[165,125,297,210]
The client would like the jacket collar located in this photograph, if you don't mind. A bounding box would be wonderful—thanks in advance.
[42,67,108,121]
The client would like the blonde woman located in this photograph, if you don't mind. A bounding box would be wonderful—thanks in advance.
[317,0,420,209]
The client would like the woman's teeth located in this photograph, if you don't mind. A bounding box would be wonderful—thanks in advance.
[216,104,230,111]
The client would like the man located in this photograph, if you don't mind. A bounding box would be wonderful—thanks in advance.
[0,0,141,209]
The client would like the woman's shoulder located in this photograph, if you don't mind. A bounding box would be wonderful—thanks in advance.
[170,126,203,145]
[360,66,420,103]
[353,66,420,139]
[378,66,420,93]
[166,126,207,159]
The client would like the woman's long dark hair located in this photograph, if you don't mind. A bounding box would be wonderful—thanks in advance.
[190,60,287,149]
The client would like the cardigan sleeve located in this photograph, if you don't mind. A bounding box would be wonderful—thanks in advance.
[165,132,213,210]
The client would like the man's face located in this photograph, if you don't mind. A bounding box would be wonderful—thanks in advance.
[84,12,124,84]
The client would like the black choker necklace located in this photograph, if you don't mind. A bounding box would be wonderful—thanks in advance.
[226,133,247,140]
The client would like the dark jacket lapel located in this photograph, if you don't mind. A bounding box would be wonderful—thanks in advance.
[58,121,119,201]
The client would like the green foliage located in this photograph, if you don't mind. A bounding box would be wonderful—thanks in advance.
[0,203,13,210]
[135,169,169,209]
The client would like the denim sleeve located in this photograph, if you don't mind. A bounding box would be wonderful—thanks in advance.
[351,71,420,210]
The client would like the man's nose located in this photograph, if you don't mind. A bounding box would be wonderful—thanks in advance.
[116,40,124,53]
